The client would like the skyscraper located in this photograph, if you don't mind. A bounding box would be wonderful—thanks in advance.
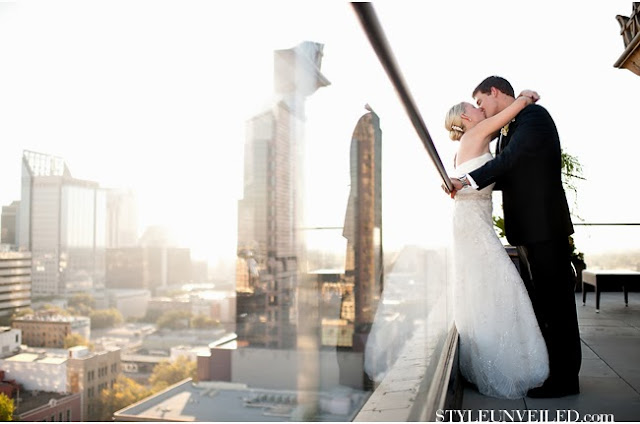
[0,251,32,318]
[19,150,106,297]
[0,201,20,246]
[106,188,139,249]
[236,41,329,349]
[343,107,383,352]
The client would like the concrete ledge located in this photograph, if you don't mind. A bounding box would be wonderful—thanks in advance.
[354,324,460,421]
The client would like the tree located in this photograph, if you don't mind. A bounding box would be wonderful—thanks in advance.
[95,375,150,421]
[40,304,70,316]
[0,393,14,421]
[149,356,197,393]
[63,333,94,350]
[156,310,192,330]
[10,307,34,319]
[560,149,585,205]
[191,314,221,329]
[90,308,124,329]
[68,293,96,316]
[141,308,163,324]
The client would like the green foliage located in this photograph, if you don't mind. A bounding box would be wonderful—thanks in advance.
[11,307,34,319]
[141,308,163,324]
[95,375,150,421]
[492,216,506,239]
[568,235,585,263]
[41,304,70,316]
[561,150,585,196]
[63,333,94,350]
[0,393,14,421]
[149,355,197,393]
[190,314,221,329]
[68,293,96,316]
[561,149,586,221]
[493,149,585,244]
[90,308,124,329]
[156,310,192,330]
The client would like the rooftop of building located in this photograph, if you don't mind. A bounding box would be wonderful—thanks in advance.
[114,379,369,422]
[12,313,90,323]
[14,390,79,416]
[4,352,67,365]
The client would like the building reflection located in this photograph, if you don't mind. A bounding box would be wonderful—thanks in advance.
[235,41,329,350]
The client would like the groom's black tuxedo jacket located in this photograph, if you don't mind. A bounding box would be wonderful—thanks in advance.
[469,104,574,246]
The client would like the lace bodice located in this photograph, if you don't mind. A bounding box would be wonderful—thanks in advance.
[455,152,494,197]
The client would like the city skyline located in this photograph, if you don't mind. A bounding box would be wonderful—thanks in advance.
[1,1,638,267]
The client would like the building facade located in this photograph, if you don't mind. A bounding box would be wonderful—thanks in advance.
[106,244,193,293]
[0,201,19,246]
[235,41,329,349]
[12,313,90,348]
[16,391,82,422]
[67,345,121,421]
[0,351,69,392]
[614,3,640,75]
[0,327,22,358]
[0,251,32,319]
[343,109,383,352]
[19,150,106,297]
[106,188,139,249]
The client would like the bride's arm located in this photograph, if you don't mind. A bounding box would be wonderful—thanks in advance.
[469,90,538,141]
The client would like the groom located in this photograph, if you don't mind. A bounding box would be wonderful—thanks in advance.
[449,76,581,398]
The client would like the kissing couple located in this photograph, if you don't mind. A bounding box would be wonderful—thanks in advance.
[443,76,581,399]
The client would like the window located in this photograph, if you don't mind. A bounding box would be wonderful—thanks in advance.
[66,409,71,421]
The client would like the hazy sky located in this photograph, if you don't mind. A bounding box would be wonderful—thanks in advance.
[0,1,637,262]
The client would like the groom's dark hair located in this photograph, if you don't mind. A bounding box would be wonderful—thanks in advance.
[472,76,515,98]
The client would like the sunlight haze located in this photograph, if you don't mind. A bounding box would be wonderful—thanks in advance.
[0,1,637,264]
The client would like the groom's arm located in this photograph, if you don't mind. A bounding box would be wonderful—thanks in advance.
[467,105,555,190]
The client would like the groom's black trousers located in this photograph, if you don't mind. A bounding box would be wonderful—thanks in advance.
[518,237,582,386]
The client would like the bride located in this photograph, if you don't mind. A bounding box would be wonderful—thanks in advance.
[444,91,549,399]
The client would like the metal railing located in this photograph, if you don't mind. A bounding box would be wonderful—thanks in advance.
[350,3,453,193]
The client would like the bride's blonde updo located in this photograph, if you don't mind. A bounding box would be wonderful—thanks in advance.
[444,102,466,141]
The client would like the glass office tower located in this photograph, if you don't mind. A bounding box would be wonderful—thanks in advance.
[20,150,106,297]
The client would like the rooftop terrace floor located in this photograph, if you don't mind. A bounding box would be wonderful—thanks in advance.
[462,291,640,421]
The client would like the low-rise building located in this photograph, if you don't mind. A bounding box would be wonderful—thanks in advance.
[106,289,151,319]
[147,289,235,328]
[67,345,121,421]
[197,339,365,391]
[114,379,370,422]
[16,391,82,422]
[142,328,226,353]
[0,351,68,392]
[0,327,21,358]
[12,313,90,348]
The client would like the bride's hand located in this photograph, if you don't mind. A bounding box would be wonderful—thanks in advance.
[518,89,540,104]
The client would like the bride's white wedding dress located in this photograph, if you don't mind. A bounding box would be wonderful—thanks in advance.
[453,152,549,399]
